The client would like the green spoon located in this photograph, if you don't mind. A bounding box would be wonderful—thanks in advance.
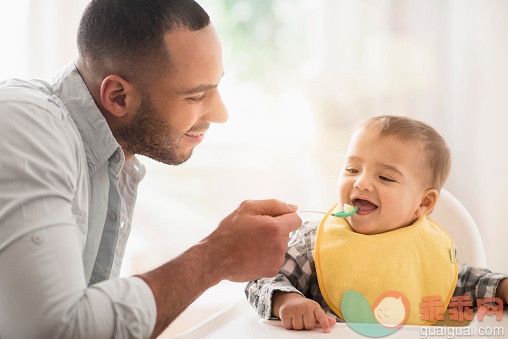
[299,205,358,218]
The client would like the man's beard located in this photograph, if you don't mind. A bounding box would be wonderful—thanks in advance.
[116,96,196,165]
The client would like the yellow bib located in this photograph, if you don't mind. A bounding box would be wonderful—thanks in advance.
[314,204,458,326]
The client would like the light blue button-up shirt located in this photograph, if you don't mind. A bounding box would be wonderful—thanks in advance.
[0,62,156,338]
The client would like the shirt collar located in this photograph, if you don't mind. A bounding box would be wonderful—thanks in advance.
[51,61,121,176]
[124,155,146,182]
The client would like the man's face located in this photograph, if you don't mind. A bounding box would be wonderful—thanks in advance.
[337,127,427,234]
[118,24,228,165]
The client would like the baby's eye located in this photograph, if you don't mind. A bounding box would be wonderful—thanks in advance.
[345,167,359,174]
[379,176,395,182]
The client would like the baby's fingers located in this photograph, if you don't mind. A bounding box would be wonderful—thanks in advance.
[303,311,317,330]
[280,315,294,330]
[291,315,305,330]
[328,316,337,326]
[314,308,331,333]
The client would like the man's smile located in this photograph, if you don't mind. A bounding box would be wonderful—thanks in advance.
[183,132,206,144]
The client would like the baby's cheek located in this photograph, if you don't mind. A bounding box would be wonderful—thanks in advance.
[389,189,412,210]
[380,194,398,214]
[337,177,349,203]
[379,196,406,227]
[390,198,418,228]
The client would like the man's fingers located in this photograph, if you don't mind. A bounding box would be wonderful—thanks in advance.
[240,199,298,217]
[314,309,331,333]
[274,212,302,232]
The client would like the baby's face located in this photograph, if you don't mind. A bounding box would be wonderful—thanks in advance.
[338,127,427,234]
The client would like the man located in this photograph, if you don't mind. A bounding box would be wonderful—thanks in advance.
[0,1,301,338]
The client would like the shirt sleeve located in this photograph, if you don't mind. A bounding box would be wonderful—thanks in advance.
[0,99,156,338]
[453,264,508,305]
[0,225,156,338]
[245,221,317,319]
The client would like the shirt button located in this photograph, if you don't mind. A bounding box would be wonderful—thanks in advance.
[113,153,121,163]
[32,234,42,244]
[108,212,117,221]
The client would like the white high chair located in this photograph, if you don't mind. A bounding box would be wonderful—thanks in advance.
[430,188,487,267]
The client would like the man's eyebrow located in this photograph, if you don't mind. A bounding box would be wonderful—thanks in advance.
[378,162,404,177]
[180,71,225,95]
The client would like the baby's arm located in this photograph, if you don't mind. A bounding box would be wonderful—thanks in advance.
[245,221,330,323]
[495,278,508,304]
[272,291,336,332]
[454,264,508,305]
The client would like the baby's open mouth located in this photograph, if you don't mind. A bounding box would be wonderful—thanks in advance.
[352,198,378,215]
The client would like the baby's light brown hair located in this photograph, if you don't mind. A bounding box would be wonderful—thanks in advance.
[357,115,451,192]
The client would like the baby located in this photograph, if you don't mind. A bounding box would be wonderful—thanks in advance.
[246,115,508,332]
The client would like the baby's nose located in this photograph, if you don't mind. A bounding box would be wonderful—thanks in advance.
[354,174,374,191]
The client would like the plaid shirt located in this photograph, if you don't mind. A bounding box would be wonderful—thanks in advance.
[245,220,508,320]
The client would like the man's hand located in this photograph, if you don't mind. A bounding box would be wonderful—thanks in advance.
[137,199,301,338]
[272,292,336,333]
[203,199,302,282]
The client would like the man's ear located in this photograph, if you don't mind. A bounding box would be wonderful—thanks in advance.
[99,75,140,117]
[415,189,439,218]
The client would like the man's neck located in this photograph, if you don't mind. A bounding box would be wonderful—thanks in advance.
[76,58,134,163]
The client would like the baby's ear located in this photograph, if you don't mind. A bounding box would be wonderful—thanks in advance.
[415,189,439,218]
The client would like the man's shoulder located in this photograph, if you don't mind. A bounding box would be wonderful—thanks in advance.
[0,78,71,131]
[0,78,63,123]
[0,78,53,104]
[0,77,82,159]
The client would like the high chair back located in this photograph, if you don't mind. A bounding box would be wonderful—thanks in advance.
[430,189,487,267]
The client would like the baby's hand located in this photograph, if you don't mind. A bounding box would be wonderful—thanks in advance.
[272,292,336,333]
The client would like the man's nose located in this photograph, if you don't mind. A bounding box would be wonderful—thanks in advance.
[354,173,374,191]
[204,88,228,124]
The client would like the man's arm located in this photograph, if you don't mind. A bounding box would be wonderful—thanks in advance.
[0,97,302,337]
[0,225,156,338]
[137,199,302,338]
[0,98,156,338]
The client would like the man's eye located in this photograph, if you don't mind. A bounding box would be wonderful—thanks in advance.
[379,176,395,182]
[186,94,205,102]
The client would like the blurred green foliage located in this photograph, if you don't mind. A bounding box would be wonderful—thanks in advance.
[211,0,307,87]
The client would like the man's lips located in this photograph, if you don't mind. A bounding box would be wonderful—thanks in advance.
[185,129,208,136]
[183,131,206,144]
[185,132,205,137]
[351,197,378,216]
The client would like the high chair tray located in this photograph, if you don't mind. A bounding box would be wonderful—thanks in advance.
[176,299,508,339]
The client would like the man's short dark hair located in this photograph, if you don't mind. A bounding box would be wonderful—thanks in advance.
[77,0,210,80]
